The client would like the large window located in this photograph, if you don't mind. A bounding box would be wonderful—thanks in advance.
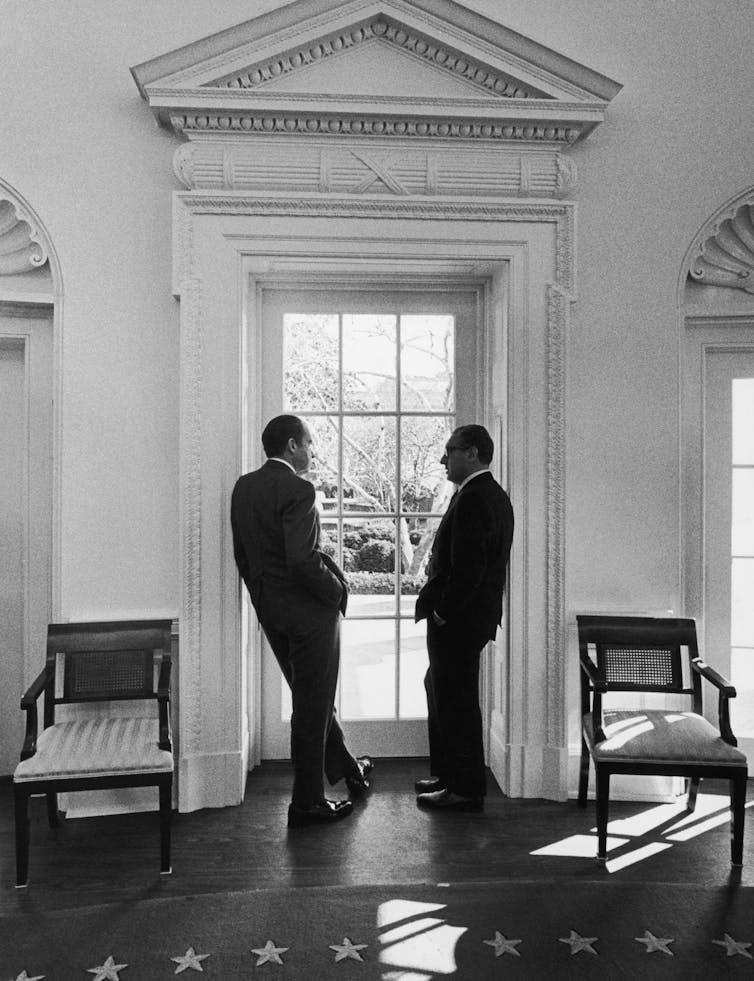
[283,311,455,720]
[731,378,754,733]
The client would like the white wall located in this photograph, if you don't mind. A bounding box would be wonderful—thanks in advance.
[2,0,753,761]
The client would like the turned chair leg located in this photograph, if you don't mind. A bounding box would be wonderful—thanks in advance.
[578,738,590,807]
[686,777,700,813]
[14,786,30,888]
[595,767,610,865]
[730,774,746,867]
[159,778,172,875]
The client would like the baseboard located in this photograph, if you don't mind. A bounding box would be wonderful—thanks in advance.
[178,749,247,812]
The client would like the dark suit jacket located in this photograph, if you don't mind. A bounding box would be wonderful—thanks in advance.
[231,460,347,614]
[415,471,514,641]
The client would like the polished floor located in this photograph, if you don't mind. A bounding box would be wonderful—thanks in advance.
[1,760,752,915]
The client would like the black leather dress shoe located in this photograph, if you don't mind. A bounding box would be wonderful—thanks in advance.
[414,777,446,794]
[345,756,374,797]
[416,789,484,812]
[287,798,354,828]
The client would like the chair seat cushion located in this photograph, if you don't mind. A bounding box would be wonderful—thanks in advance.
[13,717,173,783]
[583,710,747,767]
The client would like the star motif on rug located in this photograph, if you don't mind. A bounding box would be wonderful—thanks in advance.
[483,931,522,957]
[329,937,368,962]
[251,941,289,966]
[635,930,674,955]
[86,956,128,981]
[558,930,598,955]
[171,947,211,973]
[8,972,45,981]
[713,934,754,959]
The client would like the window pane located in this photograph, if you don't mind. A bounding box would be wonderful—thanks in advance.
[343,517,397,616]
[309,416,339,510]
[732,468,754,555]
[319,518,341,571]
[731,557,754,648]
[401,315,455,411]
[399,619,429,719]
[283,314,339,412]
[343,314,396,411]
[343,415,396,511]
[400,416,453,513]
[731,648,754,737]
[400,516,441,614]
[732,378,754,465]
[340,619,396,719]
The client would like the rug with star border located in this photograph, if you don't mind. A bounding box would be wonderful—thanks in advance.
[2,880,754,979]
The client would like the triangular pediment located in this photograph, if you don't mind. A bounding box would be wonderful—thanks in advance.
[132,0,621,145]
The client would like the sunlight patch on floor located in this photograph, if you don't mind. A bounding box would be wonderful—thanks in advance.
[377,900,464,976]
[530,795,754,872]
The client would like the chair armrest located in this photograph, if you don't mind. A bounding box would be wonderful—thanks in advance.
[693,657,738,746]
[156,653,172,699]
[579,652,607,743]
[19,668,47,760]
[579,653,607,692]
[156,654,172,752]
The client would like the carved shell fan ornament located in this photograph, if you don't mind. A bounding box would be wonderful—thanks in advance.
[689,201,754,293]
[0,197,49,275]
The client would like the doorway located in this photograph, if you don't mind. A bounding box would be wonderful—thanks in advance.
[703,350,754,761]
[257,285,482,758]
[0,308,53,775]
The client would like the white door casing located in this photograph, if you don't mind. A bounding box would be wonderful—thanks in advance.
[131,0,621,810]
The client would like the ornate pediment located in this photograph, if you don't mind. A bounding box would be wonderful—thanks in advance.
[132,0,621,196]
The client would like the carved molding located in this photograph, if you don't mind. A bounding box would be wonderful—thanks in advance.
[170,111,582,144]
[545,283,569,746]
[181,275,203,756]
[688,193,754,294]
[215,16,548,100]
[0,197,49,275]
[173,141,577,199]
[172,193,575,298]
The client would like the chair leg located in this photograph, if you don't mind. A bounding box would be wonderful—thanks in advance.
[595,767,610,865]
[13,785,30,888]
[578,737,590,807]
[46,792,61,827]
[686,777,700,813]
[730,773,747,867]
[159,778,172,875]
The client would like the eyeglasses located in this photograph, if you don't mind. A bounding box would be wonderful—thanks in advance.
[444,444,466,454]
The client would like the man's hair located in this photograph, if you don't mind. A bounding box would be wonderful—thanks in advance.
[454,424,494,465]
[262,414,305,457]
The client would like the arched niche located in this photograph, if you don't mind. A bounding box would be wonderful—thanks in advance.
[0,179,62,767]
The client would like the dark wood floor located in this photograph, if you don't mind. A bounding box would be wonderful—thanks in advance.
[1,760,752,914]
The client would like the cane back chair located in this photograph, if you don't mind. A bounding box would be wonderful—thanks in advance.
[577,615,748,866]
[13,619,174,887]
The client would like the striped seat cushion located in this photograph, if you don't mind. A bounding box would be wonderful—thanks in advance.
[583,710,747,767]
[14,717,173,782]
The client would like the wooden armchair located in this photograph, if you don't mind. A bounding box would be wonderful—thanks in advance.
[13,619,174,887]
[577,615,748,866]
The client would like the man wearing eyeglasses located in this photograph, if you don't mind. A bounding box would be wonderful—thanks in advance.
[414,424,514,811]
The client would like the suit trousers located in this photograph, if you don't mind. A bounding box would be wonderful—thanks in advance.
[253,585,357,808]
[424,618,488,798]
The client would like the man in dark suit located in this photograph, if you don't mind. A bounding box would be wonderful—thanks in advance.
[414,424,514,811]
[231,414,372,828]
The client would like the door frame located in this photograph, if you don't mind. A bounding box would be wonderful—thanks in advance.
[172,196,573,811]
[682,318,754,739]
